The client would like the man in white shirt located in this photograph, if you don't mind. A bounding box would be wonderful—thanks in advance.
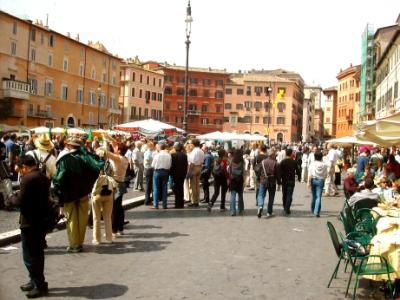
[186,139,204,207]
[132,141,144,191]
[248,143,259,190]
[323,143,339,196]
[151,143,171,209]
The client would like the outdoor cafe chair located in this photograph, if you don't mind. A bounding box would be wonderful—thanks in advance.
[326,221,347,288]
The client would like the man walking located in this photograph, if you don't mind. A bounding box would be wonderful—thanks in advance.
[200,145,213,204]
[11,156,50,298]
[132,141,144,191]
[170,143,188,208]
[279,148,300,215]
[256,149,280,218]
[151,143,171,209]
[323,143,339,196]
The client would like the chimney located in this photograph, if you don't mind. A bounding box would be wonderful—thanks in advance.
[75,33,79,41]
[67,32,70,38]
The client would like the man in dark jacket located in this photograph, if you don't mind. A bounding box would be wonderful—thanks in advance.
[200,145,213,204]
[12,155,50,298]
[170,143,188,208]
[279,148,300,215]
[53,138,104,253]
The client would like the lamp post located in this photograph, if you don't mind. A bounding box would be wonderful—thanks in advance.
[97,85,101,128]
[267,86,272,146]
[183,0,193,133]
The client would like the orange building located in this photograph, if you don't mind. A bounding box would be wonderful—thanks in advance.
[0,10,121,129]
[223,70,304,143]
[322,86,338,139]
[120,57,163,123]
[156,64,229,134]
[336,64,360,138]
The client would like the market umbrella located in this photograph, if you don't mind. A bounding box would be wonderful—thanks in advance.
[325,136,376,146]
[67,128,86,135]
[32,126,50,134]
[50,127,65,134]
[197,131,237,141]
[114,119,183,134]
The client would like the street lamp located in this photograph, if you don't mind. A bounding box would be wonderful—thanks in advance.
[97,85,101,128]
[183,0,193,133]
[267,86,272,146]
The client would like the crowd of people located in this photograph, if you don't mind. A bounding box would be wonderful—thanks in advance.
[2,130,400,298]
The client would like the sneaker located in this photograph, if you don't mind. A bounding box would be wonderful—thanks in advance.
[323,193,330,197]
[231,211,236,216]
[257,208,263,218]
[92,240,100,246]
[103,240,113,244]
[267,213,274,218]
[116,231,123,236]
[66,246,81,253]
[26,287,48,298]
[20,282,34,292]
[187,203,199,208]
[220,207,226,212]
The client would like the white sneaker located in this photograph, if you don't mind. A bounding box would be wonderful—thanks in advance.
[92,240,100,245]
[267,213,274,218]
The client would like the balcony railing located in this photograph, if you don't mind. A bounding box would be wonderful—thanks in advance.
[27,109,55,119]
[1,79,30,100]
[108,107,122,115]
[187,110,201,116]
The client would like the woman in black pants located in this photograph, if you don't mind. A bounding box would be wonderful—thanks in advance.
[208,149,229,211]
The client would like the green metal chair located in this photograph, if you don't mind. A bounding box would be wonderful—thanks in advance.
[340,211,372,247]
[339,233,395,300]
[326,221,346,288]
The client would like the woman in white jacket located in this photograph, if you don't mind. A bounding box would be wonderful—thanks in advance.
[307,151,328,217]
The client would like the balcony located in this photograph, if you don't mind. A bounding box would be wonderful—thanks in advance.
[108,107,122,115]
[187,110,201,116]
[27,109,55,119]
[1,79,30,100]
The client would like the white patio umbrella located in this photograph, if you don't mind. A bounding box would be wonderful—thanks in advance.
[67,128,86,135]
[32,126,50,134]
[114,119,183,133]
[197,131,237,141]
[50,127,65,134]
[237,133,267,141]
[325,136,376,146]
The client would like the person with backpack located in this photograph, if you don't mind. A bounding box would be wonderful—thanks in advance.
[53,138,104,253]
[10,155,51,298]
[256,149,281,218]
[208,149,229,211]
[253,144,268,203]
[229,149,245,216]
[26,134,56,179]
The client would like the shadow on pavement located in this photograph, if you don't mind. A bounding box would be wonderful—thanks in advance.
[49,283,128,298]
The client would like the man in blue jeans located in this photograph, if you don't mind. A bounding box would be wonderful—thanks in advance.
[278,148,300,215]
[151,143,171,209]
[256,149,281,218]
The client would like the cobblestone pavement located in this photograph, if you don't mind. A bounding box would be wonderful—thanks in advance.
[0,182,387,299]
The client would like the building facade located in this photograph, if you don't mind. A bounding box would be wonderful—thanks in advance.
[302,97,314,143]
[313,108,324,142]
[374,19,400,119]
[336,64,360,138]
[119,57,163,123]
[223,70,304,143]
[0,10,121,129]
[322,86,338,139]
[158,65,229,134]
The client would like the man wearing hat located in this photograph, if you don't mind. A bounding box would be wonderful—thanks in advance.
[26,134,56,179]
[53,137,104,253]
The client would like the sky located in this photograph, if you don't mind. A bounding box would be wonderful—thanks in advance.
[1,0,399,88]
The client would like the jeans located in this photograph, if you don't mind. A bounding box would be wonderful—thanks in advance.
[153,169,169,208]
[311,178,325,216]
[257,181,276,214]
[282,181,295,214]
[230,191,244,215]
[210,178,227,209]
[144,168,154,205]
[21,226,47,289]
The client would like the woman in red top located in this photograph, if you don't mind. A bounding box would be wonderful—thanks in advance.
[386,154,400,181]
[208,149,229,211]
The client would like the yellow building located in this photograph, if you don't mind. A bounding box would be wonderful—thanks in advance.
[0,10,122,129]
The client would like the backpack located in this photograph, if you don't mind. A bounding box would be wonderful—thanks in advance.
[44,197,61,232]
[32,151,51,174]
[253,161,263,177]
[230,162,243,179]
[212,160,225,178]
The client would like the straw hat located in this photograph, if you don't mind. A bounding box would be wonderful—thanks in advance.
[66,137,83,147]
[34,134,54,151]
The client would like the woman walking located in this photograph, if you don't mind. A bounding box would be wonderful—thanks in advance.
[229,149,245,216]
[208,149,229,211]
[307,151,327,217]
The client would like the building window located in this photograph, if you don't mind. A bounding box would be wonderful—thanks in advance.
[202,104,208,112]
[225,103,232,109]
[243,116,251,123]
[130,106,137,119]
[132,72,136,81]
[145,91,151,102]
[277,117,285,124]
[111,60,117,70]
[30,48,36,61]
[40,32,44,44]
[237,88,244,95]
[202,118,209,125]
[31,28,36,41]
[146,76,149,84]
[12,21,17,34]
[48,53,53,66]
[145,108,149,117]
[165,87,172,95]
[91,67,96,79]
[63,58,69,71]
[246,86,251,96]
[89,91,96,105]
[216,80,223,86]
[79,63,84,76]
[61,85,68,100]
[188,104,197,112]
[189,89,197,96]
[215,91,223,99]
[139,89,143,98]
[263,116,271,124]
[203,90,210,97]
[225,88,232,95]
[326,117,331,123]
[11,41,17,56]
[255,86,263,96]
[112,76,116,85]
[229,116,238,124]
[277,102,286,112]
[177,88,184,96]
[236,103,243,110]
[44,80,53,97]
[216,104,222,113]
[48,34,54,47]
[152,92,157,101]
[28,78,38,95]
[157,93,162,101]
[203,79,210,86]
[244,101,252,109]
[140,74,143,83]
[102,72,107,83]
[255,116,260,123]
[177,102,183,110]
[131,88,135,97]
[76,88,83,103]
[159,79,162,87]
[165,75,172,82]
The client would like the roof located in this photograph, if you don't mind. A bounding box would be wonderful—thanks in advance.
[336,64,361,80]
[375,26,400,69]
[161,64,228,74]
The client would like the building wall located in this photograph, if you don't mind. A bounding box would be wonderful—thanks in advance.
[161,66,229,134]
[313,108,324,142]
[120,59,163,123]
[0,10,121,129]
[375,33,400,119]
[223,72,304,143]
[322,88,337,138]
[336,65,360,138]
[302,98,314,142]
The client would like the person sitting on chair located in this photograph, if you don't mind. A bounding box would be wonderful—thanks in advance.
[348,178,379,208]
[343,168,359,199]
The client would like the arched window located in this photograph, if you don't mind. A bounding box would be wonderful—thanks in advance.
[67,116,75,128]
